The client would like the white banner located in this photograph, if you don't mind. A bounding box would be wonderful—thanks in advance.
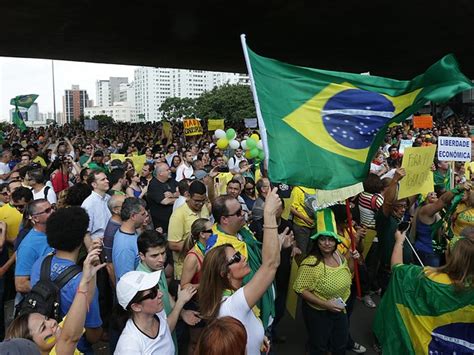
[244,118,258,128]
[437,136,471,162]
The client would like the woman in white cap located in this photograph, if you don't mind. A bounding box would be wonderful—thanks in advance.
[114,270,196,354]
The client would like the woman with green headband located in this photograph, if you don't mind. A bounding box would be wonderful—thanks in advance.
[293,208,360,355]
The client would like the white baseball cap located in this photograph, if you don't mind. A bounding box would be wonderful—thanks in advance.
[116,270,161,310]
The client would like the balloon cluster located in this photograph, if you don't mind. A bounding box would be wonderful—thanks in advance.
[214,129,265,161]
[214,129,239,150]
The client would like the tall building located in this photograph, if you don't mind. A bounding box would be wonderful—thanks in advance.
[10,103,40,123]
[109,77,128,103]
[96,80,110,106]
[63,85,89,123]
[84,102,137,122]
[134,67,248,121]
[96,77,129,107]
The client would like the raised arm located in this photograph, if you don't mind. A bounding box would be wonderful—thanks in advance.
[243,188,281,309]
[382,168,406,217]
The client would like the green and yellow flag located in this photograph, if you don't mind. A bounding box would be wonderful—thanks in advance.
[243,40,473,190]
[10,94,39,109]
[373,264,474,354]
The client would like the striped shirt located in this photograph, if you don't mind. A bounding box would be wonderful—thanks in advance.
[358,192,383,229]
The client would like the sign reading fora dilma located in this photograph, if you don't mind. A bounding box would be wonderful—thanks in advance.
[437,136,471,162]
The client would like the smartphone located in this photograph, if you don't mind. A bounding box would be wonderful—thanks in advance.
[99,247,108,263]
[334,297,347,308]
[397,221,411,233]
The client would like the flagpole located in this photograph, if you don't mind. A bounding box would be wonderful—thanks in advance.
[52,60,57,124]
[345,199,362,298]
[240,34,269,167]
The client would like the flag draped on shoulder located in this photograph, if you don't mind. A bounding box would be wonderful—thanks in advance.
[373,264,474,354]
[10,94,38,132]
[241,35,473,190]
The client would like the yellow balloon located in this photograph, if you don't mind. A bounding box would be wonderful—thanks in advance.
[245,150,253,159]
[217,138,229,149]
[250,133,260,141]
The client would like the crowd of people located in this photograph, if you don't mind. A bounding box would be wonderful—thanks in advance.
[0,115,472,354]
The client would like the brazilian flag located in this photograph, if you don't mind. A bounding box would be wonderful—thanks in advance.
[373,264,474,354]
[10,94,38,132]
[244,43,473,190]
[10,94,39,109]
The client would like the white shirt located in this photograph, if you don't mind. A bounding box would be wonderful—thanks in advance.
[32,185,57,205]
[81,191,112,239]
[0,162,10,184]
[114,310,174,355]
[175,163,193,182]
[172,195,187,212]
[219,287,264,355]
[228,155,247,172]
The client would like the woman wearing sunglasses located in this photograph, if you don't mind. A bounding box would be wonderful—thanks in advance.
[199,188,284,354]
[115,270,195,354]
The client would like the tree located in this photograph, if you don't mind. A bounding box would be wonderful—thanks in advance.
[91,114,114,127]
[195,84,256,128]
[159,97,196,121]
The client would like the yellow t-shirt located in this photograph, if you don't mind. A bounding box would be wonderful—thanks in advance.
[167,202,210,279]
[452,203,474,237]
[49,318,83,355]
[293,254,352,310]
[0,204,22,243]
[290,186,316,228]
[214,172,234,196]
[33,156,47,167]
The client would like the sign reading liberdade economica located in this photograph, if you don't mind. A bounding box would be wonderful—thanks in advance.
[437,136,471,162]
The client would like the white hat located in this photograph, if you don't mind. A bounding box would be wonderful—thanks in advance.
[116,270,161,310]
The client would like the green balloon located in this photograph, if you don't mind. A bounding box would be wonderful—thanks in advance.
[226,128,236,140]
[258,150,265,160]
[250,148,259,158]
[246,137,257,149]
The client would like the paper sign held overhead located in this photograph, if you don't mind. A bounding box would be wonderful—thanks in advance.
[437,136,471,162]
[398,146,436,199]
[413,115,433,129]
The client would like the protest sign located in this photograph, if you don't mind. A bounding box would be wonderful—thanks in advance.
[183,118,203,136]
[399,139,413,155]
[162,121,172,142]
[130,155,146,173]
[244,118,258,128]
[437,136,471,162]
[111,153,126,162]
[413,115,433,129]
[84,119,99,131]
[207,119,224,131]
[398,146,436,199]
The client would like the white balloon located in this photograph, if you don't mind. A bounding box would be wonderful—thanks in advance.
[214,129,226,139]
[229,139,240,150]
[241,140,247,150]
[257,141,263,150]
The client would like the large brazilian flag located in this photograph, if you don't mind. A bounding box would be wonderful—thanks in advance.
[373,264,474,354]
[242,38,473,190]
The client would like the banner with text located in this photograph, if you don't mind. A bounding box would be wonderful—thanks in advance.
[437,136,471,162]
[399,139,413,155]
[183,118,203,136]
[413,115,433,129]
[398,146,436,199]
[207,119,225,131]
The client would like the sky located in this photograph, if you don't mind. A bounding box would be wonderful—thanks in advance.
[0,57,137,121]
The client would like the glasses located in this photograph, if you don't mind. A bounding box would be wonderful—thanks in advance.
[227,251,242,266]
[191,198,206,205]
[202,229,213,234]
[134,285,159,304]
[32,206,55,216]
[225,207,243,217]
[13,204,26,212]
[86,146,92,149]
[1,192,8,196]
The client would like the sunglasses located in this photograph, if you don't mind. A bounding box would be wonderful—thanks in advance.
[225,207,243,217]
[202,229,213,234]
[13,204,26,212]
[133,285,159,305]
[1,192,8,196]
[32,206,55,216]
[227,251,242,266]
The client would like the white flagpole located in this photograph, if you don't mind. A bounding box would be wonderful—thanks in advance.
[240,34,269,168]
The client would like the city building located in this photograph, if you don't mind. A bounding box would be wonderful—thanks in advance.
[84,101,138,122]
[62,85,89,123]
[9,102,41,124]
[134,67,248,121]
[96,77,128,107]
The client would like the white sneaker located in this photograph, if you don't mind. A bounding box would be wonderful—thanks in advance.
[351,342,367,354]
[362,294,376,308]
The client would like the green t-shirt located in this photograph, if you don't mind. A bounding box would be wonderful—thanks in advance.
[376,210,412,267]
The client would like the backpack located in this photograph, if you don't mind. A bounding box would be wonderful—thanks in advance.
[43,186,50,200]
[16,254,81,321]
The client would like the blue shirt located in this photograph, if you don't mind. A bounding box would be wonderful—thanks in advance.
[112,229,139,281]
[31,255,102,354]
[103,219,121,262]
[15,228,53,277]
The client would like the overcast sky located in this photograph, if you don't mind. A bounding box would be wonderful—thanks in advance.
[0,57,137,121]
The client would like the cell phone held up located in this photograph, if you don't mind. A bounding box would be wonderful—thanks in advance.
[397,221,411,233]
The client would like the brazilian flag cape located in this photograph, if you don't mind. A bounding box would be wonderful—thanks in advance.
[206,224,275,329]
[373,264,474,354]
[243,39,473,190]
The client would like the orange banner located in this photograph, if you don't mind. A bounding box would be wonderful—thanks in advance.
[413,115,433,129]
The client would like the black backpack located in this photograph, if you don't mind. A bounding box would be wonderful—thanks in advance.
[16,254,81,321]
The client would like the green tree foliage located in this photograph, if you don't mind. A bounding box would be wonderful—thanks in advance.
[159,97,196,121]
[91,114,114,127]
[195,84,256,128]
